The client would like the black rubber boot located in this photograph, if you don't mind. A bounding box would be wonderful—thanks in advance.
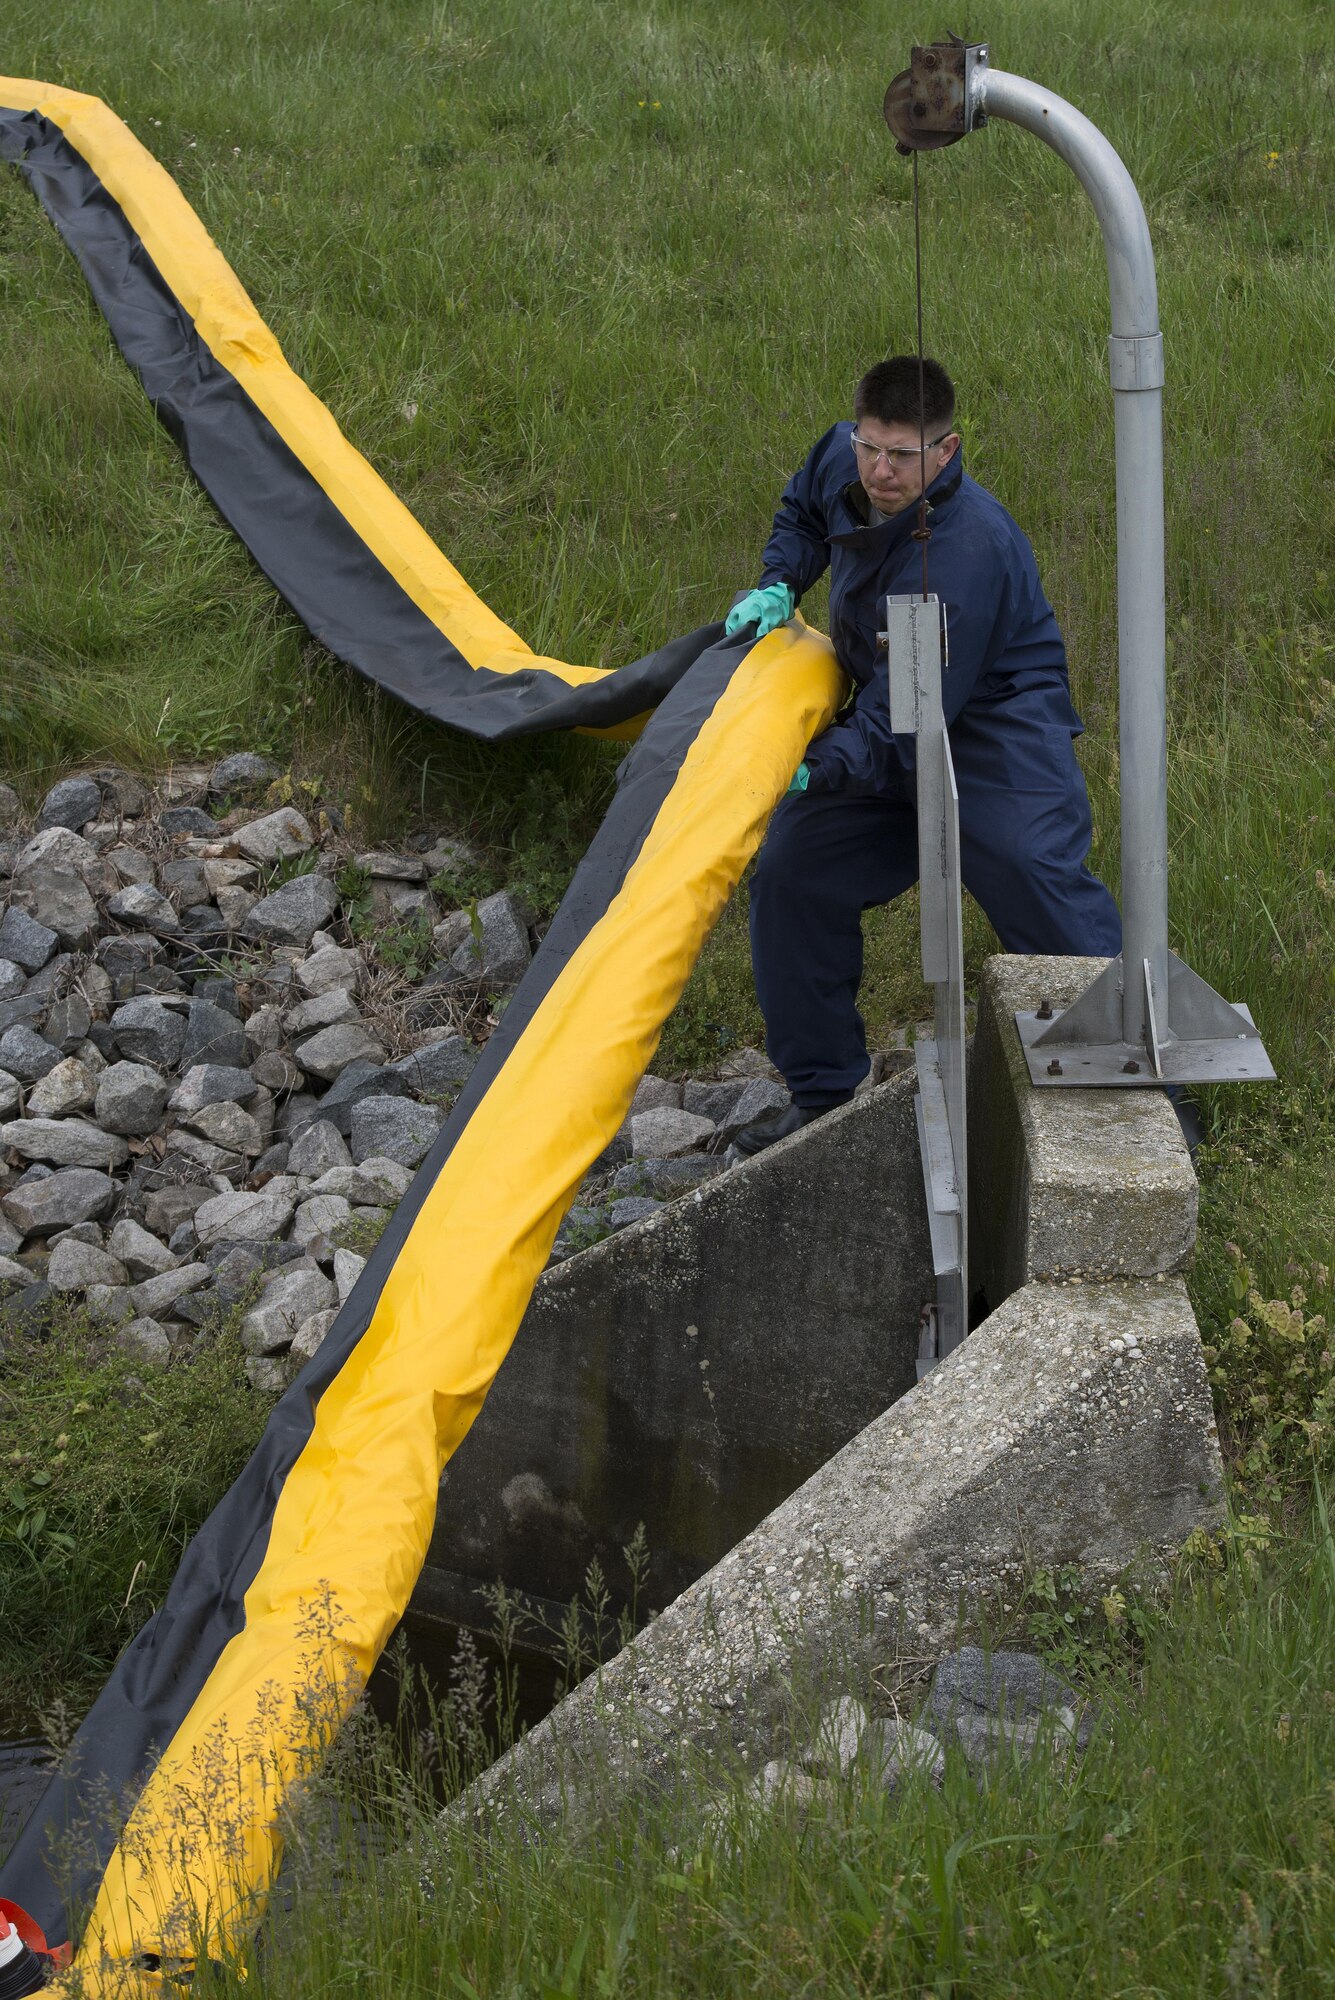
[730,1099,846,1158]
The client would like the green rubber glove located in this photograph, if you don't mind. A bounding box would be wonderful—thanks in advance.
[787,762,810,794]
[725,581,795,639]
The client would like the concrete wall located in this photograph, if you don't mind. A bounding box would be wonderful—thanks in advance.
[457,954,1224,1825]
[417,1069,933,1626]
[465,1276,1223,1826]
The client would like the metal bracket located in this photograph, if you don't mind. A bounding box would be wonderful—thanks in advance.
[884,41,989,153]
[885,594,968,1371]
[1016,953,1276,1087]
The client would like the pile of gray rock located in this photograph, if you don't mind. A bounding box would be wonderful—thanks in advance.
[0,759,901,1389]
[0,759,537,1386]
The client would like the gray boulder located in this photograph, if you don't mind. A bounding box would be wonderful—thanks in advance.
[107,845,156,889]
[447,890,531,985]
[235,808,314,863]
[241,1263,338,1355]
[630,1075,682,1115]
[716,1077,791,1142]
[128,1262,212,1319]
[143,1184,211,1237]
[924,1648,1091,1763]
[608,1196,662,1228]
[241,1003,285,1058]
[291,1193,351,1248]
[308,1160,411,1205]
[209,752,280,795]
[283,987,358,1037]
[629,1107,715,1158]
[0,908,57,972]
[0,960,25,1001]
[88,765,149,817]
[0,995,45,1037]
[0,1118,129,1170]
[170,1063,257,1114]
[117,1317,172,1368]
[182,1100,264,1155]
[682,1078,751,1123]
[294,944,360,997]
[382,1035,477,1097]
[295,1020,386,1082]
[354,850,425,882]
[311,1060,394,1136]
[180,998,247,1071]
[194,1177,301,1247]
[160,806,217,838]
[863,1720,947,1792]
[244,1356,288,1390]
[0,1025,63,1082]
[38,775,102,832]
[287,1119,353,1178]
[85,1282,134,1324]
[333,1247,365,1304]
[110,995,188,1069]
[0,1070,18,1119]
[291,1306,339,1362]
[2,1168,115,1235]
[106,884,180,933]
[611,1155,724,1198]
[106,1218,177,1280]
[27,1056,97,1119]
[94,1060,170,1136]
[43,993,93,1054]
[249,1051,302,1096]
[0,783,20,826]
[47,1238,130,1293]
[349,1095,442,1168]
[241,873,338,947]
[10,827,100,946]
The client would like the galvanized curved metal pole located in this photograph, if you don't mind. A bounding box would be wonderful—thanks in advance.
[975,67,1167,1050]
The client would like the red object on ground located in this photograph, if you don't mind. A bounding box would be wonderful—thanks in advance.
[0,1898,72,1969]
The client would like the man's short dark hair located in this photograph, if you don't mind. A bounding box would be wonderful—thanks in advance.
[855,356,956,433]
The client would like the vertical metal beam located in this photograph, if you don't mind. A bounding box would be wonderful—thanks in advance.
[886,594,967,1369]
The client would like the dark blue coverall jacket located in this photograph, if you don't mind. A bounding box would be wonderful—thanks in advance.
[749,421,1122,1106]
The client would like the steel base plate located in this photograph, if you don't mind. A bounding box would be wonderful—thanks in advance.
[1015,1008,1277,1086]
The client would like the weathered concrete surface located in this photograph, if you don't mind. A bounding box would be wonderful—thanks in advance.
[970,955,1197,1306]
[419,1070,932,1624]
[465,1276,1224,1823]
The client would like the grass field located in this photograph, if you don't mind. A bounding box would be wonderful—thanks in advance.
[2,0,1333,1986]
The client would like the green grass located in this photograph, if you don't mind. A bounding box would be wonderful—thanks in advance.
[0,1304,266,1733]
[180,1493,1335,1999]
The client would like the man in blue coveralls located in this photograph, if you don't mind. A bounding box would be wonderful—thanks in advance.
[728,354,1123,1154]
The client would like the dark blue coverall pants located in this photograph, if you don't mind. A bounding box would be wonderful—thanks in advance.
[747,428,1123,1108]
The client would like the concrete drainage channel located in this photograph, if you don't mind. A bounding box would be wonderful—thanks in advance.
[398,950,1220,1811]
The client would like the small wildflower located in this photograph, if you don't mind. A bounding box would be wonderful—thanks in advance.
[1266,150,1280,169]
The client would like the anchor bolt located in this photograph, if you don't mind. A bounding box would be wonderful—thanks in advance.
[1046,1059,1063,1077]
[1036,997,1053,1020]
[1122,1059,1141,1074]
